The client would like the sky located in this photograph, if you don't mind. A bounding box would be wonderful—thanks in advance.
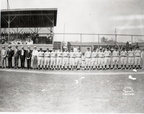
[1,0,144,42]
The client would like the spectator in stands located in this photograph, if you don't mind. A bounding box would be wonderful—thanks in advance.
[1,46,7,68]
[14,46,20,69]
[20,46,26,69]
[26,37,33,44]
[25,46,32,69]
[7,45,14,68]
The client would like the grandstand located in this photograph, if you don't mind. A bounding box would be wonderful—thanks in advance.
[1,8,57,50]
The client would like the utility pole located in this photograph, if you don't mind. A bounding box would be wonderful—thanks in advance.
[7,0,10,42]
[115,28,117,43]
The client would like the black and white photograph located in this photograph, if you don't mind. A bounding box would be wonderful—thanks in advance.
[0,0,144,113]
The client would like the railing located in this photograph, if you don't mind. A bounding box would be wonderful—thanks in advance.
[53,33,144,43]
[1,32,144,45]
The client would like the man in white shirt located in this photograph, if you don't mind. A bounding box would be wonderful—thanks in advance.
[1,46,7,68]
[85,48,91,70]
[37,48,44,69]
[31,46,38,69]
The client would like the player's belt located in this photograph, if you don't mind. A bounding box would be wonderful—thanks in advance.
[105,56,110,57]
[39,56,44,57]
[45,56,50,57]
[63,56,68,57]
[129,56,134,57]
[121,56,126,57]
[135,56,140,57]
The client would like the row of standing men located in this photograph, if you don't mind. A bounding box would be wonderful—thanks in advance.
[1,45,144,70]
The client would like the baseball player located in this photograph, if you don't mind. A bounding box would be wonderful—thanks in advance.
[81,53,86,70]
[75,48,82,70]
[85,48,91,70]
[97,47,104,70]
[56,49,63,70]
[91,48,97,70]
[120,47,128,69]
[62,49,69,70]
[37,48,44,70]
[69,48,76,70]
[112,47,119,70]
[44,48,51,69]
[134,47,141,69]
[50,49,56,70]
[104,47,111,70]
[127,47,134,69]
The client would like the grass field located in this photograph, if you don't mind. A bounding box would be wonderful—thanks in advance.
[0,69,144,112]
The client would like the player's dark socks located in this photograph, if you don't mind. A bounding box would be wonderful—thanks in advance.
[116,65,119,69]
[109,65,111,69]
[138,65,141,69]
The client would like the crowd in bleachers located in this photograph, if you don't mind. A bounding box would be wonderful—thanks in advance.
[0,32,38,44]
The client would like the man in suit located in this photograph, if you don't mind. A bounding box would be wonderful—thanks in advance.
[25,46,32,69]
[20,46,26,69]
[7,45,14,68]
[14,46,20,69]
[1,46,7,68]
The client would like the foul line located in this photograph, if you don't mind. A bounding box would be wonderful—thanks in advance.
[0,69,144,75]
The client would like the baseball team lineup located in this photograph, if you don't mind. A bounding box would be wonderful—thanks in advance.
[1,44,144,70]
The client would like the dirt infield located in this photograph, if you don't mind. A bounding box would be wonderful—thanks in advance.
[0,69,144,112]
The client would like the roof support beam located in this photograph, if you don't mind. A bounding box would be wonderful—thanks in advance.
[45,15,54,24]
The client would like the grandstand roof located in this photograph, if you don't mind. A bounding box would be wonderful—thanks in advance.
[1,8,57,28]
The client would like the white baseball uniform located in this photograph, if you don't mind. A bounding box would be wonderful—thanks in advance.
[91,51,97,68]
[69,51,76,66]
[44,51,51,67]
[120,51,127,65]
[128,50,134,65]
[85,51,91,66]
[134,50,141,66]
[97,51,104,66]
[112,50,119,64]
[62,51,69,67]
[104,50,111,66]
[50,51,56,66]
[38,51,44,67]
[75,51,82,67]
[56,51,63,66]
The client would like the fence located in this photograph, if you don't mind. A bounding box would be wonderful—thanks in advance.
[53,33,144,44]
